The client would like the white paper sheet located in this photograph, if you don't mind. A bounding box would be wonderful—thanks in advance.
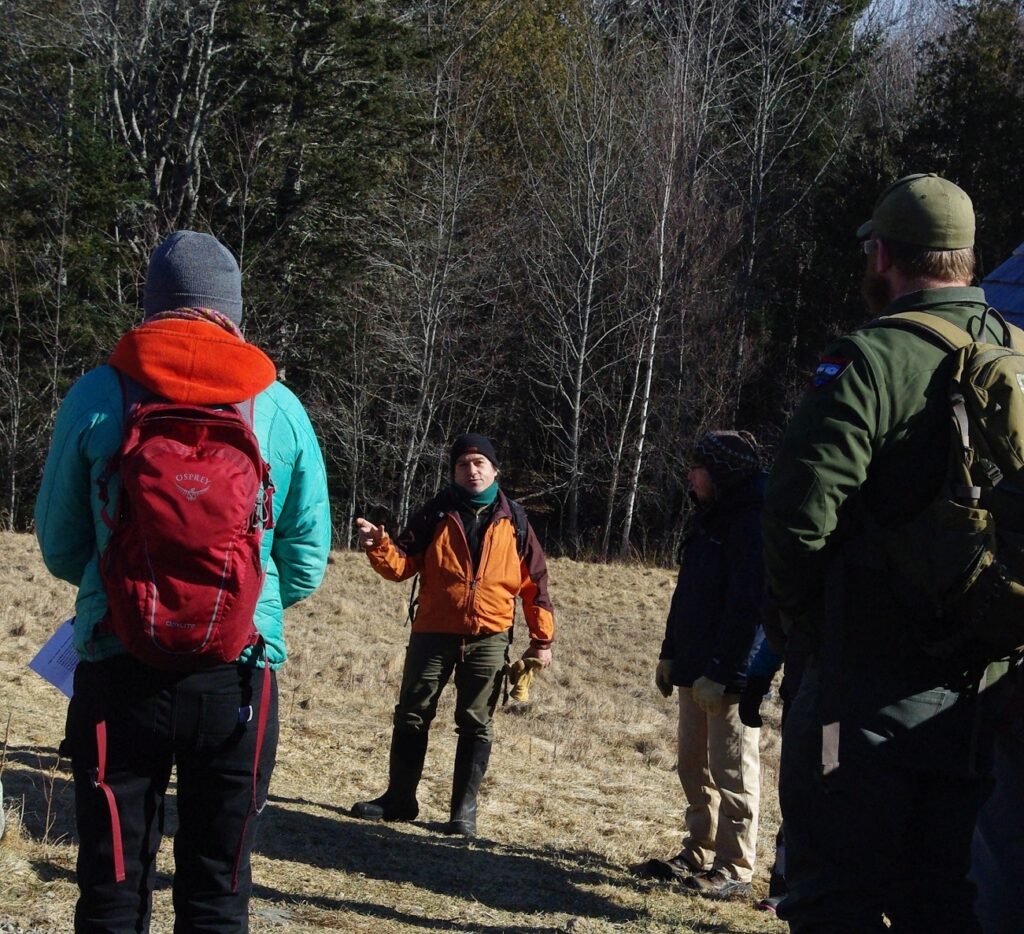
[28,618,78,698]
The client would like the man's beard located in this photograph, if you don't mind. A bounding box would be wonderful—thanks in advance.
[861,268,892,315]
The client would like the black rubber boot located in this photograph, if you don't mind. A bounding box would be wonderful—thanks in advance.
[352,729,428,821]
[442,736,491,836]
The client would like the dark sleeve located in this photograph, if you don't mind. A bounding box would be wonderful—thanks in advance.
[705,505,764,685]
[520,521,554,645]
[660,567,683,660]
[763,337,881,627]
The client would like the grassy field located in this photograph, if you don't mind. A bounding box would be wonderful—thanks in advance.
[0,531,783,933]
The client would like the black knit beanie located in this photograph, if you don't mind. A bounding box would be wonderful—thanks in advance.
[449,433,500,471]
[692,430,760,490]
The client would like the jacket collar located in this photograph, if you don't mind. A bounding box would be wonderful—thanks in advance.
[440,485,512,519]
[882,286,987,318]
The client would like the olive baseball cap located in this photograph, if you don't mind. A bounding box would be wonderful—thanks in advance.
[856,173,975,249]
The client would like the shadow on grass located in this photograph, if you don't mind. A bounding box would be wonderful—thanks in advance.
[251,883,567,933]
[28,859,76,883]
[255,803,639,925]
[266,791,630,878]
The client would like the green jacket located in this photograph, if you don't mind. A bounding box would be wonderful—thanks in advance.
[764,287,996,630]
[764,287,1009,765]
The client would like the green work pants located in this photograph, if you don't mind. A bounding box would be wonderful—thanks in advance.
[393,630,511,742]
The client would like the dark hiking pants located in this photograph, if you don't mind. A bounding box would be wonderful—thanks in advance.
[64,655,278,934]
[777,671,989,934]
[393,630,510,741]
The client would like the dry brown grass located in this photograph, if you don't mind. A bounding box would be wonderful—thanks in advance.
[0,531,783,932]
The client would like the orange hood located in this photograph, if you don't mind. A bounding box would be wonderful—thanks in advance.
[109,319,277,404]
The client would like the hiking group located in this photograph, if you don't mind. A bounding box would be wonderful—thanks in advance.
[31,171,1023,933]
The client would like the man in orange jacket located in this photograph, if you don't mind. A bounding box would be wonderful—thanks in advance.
[352,434,554,836]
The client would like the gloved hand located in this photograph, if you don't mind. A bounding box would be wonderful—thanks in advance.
[739,674,773,728]
[692,676,726,716]
[655,660,674,698]
[508,657,544,702]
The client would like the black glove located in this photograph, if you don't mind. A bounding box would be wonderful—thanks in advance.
[739,674,773,728]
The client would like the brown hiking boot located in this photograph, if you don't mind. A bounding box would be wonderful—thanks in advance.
[684,868,752,900]
[633,851,703,881]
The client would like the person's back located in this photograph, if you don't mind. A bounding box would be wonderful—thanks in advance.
[35,230,331,933]
[763,174,1012,933]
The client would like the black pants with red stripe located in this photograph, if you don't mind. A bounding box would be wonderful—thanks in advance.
[64,655,278,933]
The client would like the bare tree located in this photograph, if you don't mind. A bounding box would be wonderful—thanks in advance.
[80,0,240,237]
[721,0,864,413]
[360,1,512,525]
[514,20,645,552]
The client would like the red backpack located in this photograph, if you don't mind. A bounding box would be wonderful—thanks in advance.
[98,372,274,669]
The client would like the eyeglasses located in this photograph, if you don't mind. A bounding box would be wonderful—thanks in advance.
[861,239,878,255]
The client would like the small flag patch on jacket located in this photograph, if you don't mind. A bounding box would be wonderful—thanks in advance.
[811,356,851,389]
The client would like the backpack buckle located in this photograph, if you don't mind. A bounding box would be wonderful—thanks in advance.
[252,486,273,530]
[981,460,1004,486]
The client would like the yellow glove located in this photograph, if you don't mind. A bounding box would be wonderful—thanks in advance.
[692,676,726,716]
[508,657,544,702]
[655,660,674,698]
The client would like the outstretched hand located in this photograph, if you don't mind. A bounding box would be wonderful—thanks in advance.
[355,517,385,549]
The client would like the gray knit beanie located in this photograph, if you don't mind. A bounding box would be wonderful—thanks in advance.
[143,230,243,325]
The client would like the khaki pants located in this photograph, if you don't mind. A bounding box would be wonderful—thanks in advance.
[676,687,760,882]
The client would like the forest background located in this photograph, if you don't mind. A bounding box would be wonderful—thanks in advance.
[2,0,1022,560]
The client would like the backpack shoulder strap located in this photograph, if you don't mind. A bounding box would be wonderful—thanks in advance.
[97,370,151,528]
[507,498,529,559]
[1006,320,1024,354]
[234,396,257,430]
[865,311,973,352]
[113,369,155,419]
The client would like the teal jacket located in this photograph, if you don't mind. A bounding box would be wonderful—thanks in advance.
[35,319,332,668]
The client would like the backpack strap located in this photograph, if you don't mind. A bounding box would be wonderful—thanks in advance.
[868,308,1018,351]
[230,652,272,892]
[867,311,974,351]
[867,311,984,501]
[96,370,147,530]
[508,498,529,560]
